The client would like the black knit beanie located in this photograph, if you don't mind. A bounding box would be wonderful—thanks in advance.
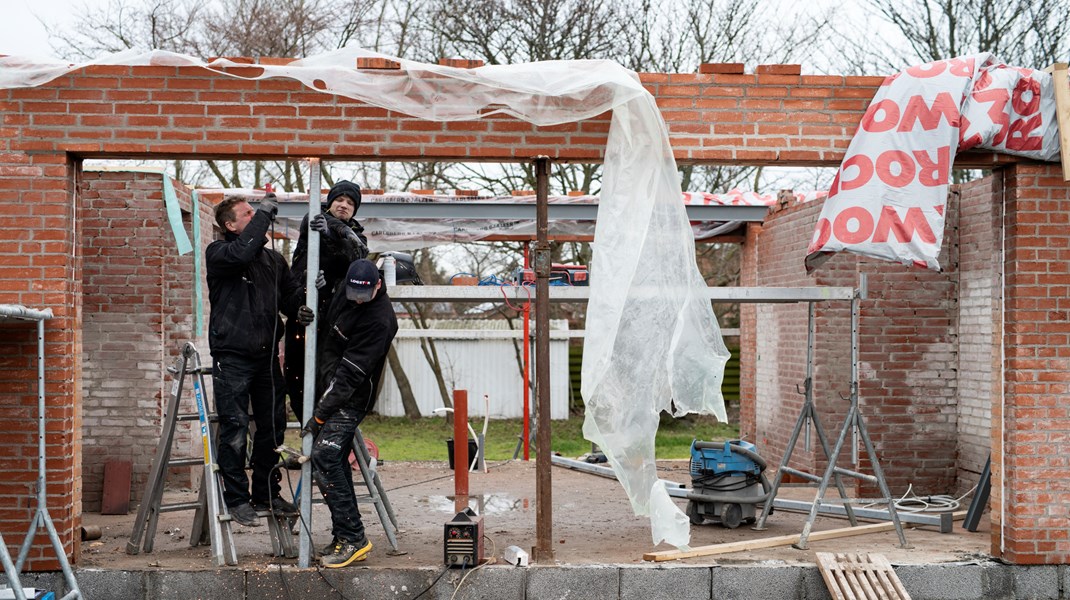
[326,180,362,212]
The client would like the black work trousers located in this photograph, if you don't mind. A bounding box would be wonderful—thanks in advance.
[311,403,373,544]
[212,352,287,508]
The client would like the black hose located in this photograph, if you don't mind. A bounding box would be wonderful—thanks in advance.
[692,440,768,472]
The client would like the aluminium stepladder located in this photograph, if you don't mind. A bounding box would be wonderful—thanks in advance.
[126,342,238,566]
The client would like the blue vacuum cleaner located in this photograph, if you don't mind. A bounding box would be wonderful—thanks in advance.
[686,440,772,529]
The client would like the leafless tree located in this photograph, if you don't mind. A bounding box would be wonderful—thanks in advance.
[830,0,1070,74]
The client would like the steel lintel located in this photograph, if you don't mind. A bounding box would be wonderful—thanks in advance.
[270,200,769,222]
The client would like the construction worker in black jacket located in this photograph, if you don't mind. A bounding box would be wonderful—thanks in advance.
[206,193,313,527]
[284,180,369,422]
[302,258,398,568]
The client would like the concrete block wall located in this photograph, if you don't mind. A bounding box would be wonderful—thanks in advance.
[80,170,206,513]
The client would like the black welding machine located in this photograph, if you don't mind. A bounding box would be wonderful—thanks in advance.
[444,508,484,567]
[685,440,772,529]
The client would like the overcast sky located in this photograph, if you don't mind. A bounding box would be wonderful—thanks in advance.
[0,0,106,59]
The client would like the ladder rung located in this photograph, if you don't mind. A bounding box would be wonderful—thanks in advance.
[780,466,822,483]
[159,501,203,512]
[167,457,203,467]
[833,466,878,484]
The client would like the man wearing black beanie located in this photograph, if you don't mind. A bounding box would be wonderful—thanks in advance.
[284,180,369,421]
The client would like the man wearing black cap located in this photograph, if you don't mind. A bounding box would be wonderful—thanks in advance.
[302,258,398,568]
[206,194,314,527]
[284,180,370,421]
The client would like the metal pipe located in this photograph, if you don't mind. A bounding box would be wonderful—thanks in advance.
[533,156,554,562]
[453,389,469,514]
[523,243,531,461]
[0,305,53,321]
[298,159,322,568]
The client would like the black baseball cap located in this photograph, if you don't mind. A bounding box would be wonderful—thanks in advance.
[345,259,380,302]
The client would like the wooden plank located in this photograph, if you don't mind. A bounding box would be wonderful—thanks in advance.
[643,521,905,562]
[101,459,132,515]
[1045,63,1070,181]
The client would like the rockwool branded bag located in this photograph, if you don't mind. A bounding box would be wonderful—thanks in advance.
[805,54,1060,272]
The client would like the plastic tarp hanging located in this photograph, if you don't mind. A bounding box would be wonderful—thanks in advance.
[0,47,730,549]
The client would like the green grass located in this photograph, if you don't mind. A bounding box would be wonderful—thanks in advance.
[287,414,739,461]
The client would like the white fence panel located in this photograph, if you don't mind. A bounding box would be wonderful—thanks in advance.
[376,321,571,419]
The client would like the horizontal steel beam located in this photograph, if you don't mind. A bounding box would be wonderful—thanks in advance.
[0,304,54,321]
[388,285,856,304]
[269,200,769,222]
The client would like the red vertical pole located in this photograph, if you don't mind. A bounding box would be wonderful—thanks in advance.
[453,389,469,513]
[522,243,531,461]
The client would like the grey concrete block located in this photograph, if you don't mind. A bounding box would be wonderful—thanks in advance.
[23,569,144,600]
[145,569,246,600]
[896,563,985,600]
[1009,565,1059,600]
[248,566,444,600]
[431,565,526,600]
[527,565,620,600]
[710,566,809,600]
[620,566,711,600]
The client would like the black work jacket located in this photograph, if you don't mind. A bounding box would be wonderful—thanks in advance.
[291,210,369,311]
[206,210,304,358]
[314,283,399,422]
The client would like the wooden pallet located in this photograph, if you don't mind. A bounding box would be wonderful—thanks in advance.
[815,552,911,600]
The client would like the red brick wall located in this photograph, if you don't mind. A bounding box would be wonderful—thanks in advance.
[0,59,1062,566]
[998,163,1070,563]
[0,153,81,570]
[743,192,961,496]
[80,170,207,513]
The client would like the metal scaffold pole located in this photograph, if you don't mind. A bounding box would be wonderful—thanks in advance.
[298,159,322,569]
[532,156,554,562]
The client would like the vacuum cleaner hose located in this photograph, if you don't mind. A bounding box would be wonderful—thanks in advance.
[692,440,769,472]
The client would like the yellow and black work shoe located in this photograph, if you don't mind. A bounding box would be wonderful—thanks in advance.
[320,539,372,568]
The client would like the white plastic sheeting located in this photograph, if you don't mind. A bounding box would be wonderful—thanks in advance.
[0,47,730,549]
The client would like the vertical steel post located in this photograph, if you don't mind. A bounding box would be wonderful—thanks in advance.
[453,389,469,514]
[532,157,554,562]
[298,159,322,568]
[522,243,531,461]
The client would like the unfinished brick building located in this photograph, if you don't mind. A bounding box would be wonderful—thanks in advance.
[0,55,1065,576]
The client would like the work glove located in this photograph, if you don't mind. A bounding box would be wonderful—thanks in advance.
[258,193,279,221]
[310,212,332,238]
[296,305,315,326]
[315,269,326,290]
[301,416,324,439]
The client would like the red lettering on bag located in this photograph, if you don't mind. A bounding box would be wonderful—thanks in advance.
[1006,114,1043,151]
[1011,77,1040,116]
[875,150,915,187]
[971,87,1010,146]
[871,206,937,244]
[906,60,946,79]
[947,57,975,77]
[897,93,959,132]
[914,146,951,186]
[833,206,875,244]
[840,155,873,191]
[958,114,982,151]
[861,99,900,132]
[809,218,832,253]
